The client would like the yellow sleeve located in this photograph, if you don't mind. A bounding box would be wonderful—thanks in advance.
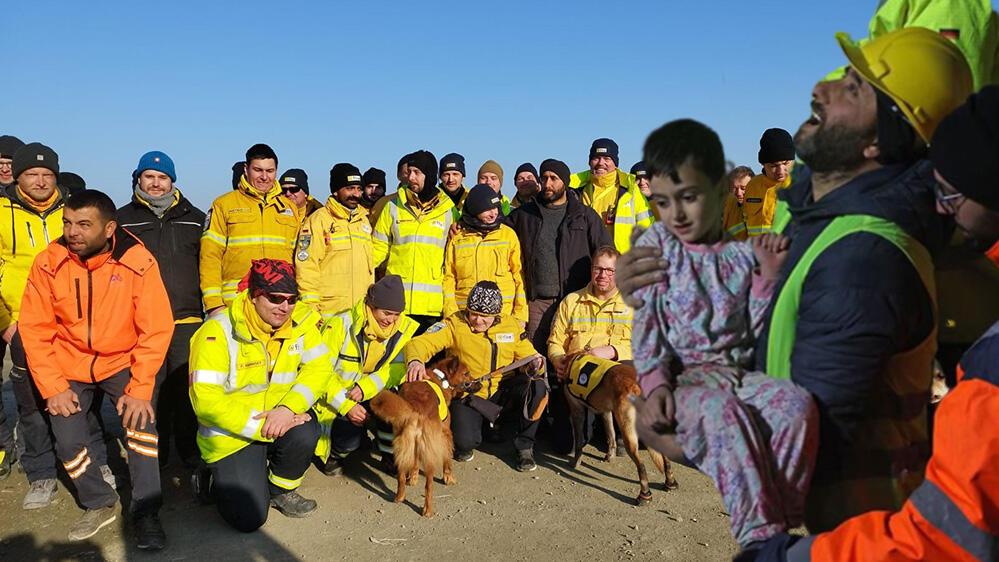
[371,202,392,269]
[633,189,654,229]
[0,260,12,332]
[614,312,633,362]
[403,320,454,364]
[507,232,528,324]
[514,328,543,373]
[295,214,325,309]
[199,200,228,311]
[547,296,572,361]
[442,237,459,319]
[189,320,269,442]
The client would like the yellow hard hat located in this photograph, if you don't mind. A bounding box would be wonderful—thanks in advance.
[836,27,973,143]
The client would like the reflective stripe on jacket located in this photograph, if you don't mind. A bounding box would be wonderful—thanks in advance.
[371,189,455,317]
[295,197,373,319]
[571,169,654,253]
[443,223,527,323]
[547,284,633,361]
[189,292,331,464]
[200,177,301,310]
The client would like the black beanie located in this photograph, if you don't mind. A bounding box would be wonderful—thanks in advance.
[280,168,310,194]
[245,143,278,166]
[366,274,406,312]
[363,167,386,188]
[463,184,501,217]
[757,128,795,164]
[406,150,438,201]
[515,162,538,181]
[232,161,245,189]
[13,142,59,179]
[0,135,25,159]
[589,138,620,166]
[875,90,925,166]
[439,153,466,177]
[630,161,648,179]
[539,158,571,188]
[329,163,362,193]
[931,85,999,212]
[58,172,86,195]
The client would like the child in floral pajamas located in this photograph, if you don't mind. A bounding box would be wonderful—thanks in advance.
[631,119,818,548]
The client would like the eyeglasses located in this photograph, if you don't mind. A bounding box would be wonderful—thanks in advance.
[933,181,965,215]
[591,267,616,275]
[0,161,12,170]
[263,293,297,305]
[281,186,302,194]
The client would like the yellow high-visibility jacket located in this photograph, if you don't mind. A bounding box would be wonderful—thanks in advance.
[722,194,748,241]
[404,313,541,399]
[742,173,791,237]
[443,224,528,323]
[0,188,64,331]
[296,197,373,319]
[547,284,633,362]
[188,292,331,470]
[200,177,302,310]
[371,189,455,317]
[571,169,654,253]
[303,196,323,218]
[313,300,418,458]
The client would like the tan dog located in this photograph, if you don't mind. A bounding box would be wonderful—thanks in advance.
[560,353,678,505]
[370,356,469,517]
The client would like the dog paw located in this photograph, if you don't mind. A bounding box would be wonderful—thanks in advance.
[635,491,653,506]
[443,475,456,486]
[602,452,614,462]
[421,507,434,518]
[664,478,679,491]
[393,494,405,504]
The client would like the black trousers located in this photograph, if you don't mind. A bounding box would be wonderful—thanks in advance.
[451,374,547,453]
[0,338,14,454]
[209,417,319,533]
[153,322,201,466]
[49,369,161,515]
[10,331,107,481]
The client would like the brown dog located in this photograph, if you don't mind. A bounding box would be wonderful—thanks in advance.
[370,356,469,517]
[560,353,678,505]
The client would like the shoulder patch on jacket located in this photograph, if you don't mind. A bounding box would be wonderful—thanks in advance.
[495,333,514,343]
[203,209,212,232]
[426,321,445,334]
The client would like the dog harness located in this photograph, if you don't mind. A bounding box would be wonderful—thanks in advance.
[567,355,618,400]
[425,369,450,421]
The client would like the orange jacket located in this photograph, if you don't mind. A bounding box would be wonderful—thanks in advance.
[763,321,999,562]
[20,230,174,401]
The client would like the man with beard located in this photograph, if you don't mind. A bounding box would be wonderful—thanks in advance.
[360,167,386,211]
[506,158,612,453]
[438,153,468,208]
[296,163,373,320]
[372,150,455,333]
[622,28,973,533]
[512,163,540,209]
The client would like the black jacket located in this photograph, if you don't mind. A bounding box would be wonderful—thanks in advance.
[505,194,613,300]
[757,161,944,467]
[117,193,206,321]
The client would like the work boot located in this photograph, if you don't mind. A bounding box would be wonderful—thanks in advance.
[270,491,317,518]
[23,478,58,510]
[190,465,215,505]
[0,449,12,480]
[134,513,166,550]
[320,455,345,477]
[454,450,474,463]
[100,464,117,489]
[516,449,537,472]
[68,505,117,541]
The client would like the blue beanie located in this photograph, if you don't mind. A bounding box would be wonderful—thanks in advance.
[135,151,176,182]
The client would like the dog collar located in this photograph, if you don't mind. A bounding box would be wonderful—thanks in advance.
[432,368,450,389]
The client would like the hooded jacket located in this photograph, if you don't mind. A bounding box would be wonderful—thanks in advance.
[118,190,206,323]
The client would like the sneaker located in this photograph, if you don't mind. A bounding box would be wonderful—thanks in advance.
[0,449,12,481]
[68,505,117,541]
[134,513,166,551]
[270,491,317,518]
[100,464,117,489]
[23,478,58,510]
[319,455,345,477]
[516,450,537,472]
[454,450,474,463]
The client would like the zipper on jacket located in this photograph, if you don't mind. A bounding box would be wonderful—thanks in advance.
[25,222,35,247]
[74,278,83,319]
[483,331,498,397]
[41,220,50,244]
[87,270,95,382]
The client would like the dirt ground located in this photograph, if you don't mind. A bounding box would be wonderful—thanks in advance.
[0,381,739,562]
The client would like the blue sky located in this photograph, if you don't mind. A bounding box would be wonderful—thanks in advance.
[4,1,874,209]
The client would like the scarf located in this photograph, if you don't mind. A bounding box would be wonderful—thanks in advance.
[591,170,618,190]
[17,186,60,214]
[405,187,441,214]
[242,296,292,368]
[460,211,502,233]
[134,185,179,217]
[362,304,397,372]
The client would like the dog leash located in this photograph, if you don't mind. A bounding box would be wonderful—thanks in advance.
[459,354,544,392]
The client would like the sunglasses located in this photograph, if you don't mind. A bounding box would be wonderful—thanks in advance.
[281,186,303,194]
[262,293,298,305]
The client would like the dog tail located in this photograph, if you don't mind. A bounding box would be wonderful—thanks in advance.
[416,416,452,475]
[370,391,421,469]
